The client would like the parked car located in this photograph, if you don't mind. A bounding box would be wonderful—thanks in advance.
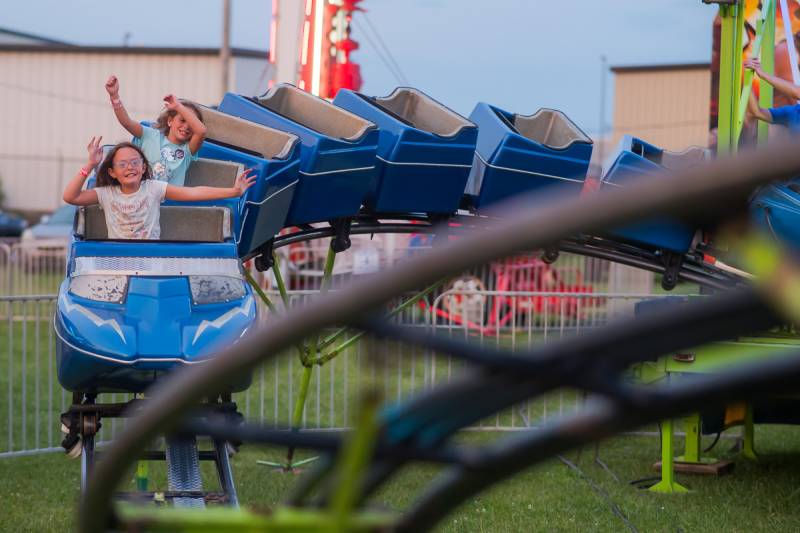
[20,204,76,242]
[17,204,75,259]
[0,209,27,237]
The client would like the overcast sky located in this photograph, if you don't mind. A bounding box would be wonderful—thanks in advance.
[3,0,715,134]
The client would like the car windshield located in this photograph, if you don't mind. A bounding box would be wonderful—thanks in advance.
[48,205,77,225]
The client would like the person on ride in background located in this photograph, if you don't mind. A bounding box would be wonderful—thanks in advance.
[744,57,800,134]
[62,137,254,240]
[105,75,207,186]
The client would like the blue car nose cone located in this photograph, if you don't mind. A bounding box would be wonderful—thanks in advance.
[127,277,192,356]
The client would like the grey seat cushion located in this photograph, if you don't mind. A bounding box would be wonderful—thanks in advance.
[184,158,242,188]
[80,205,230,242]
[373,88,473,137]
[200,105,298,160]
[513,109,592,150]
[659,147,708,171]
[258,84,375,141]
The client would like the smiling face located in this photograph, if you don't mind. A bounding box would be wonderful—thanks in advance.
[168,113,193,144]
[108,147,146,191]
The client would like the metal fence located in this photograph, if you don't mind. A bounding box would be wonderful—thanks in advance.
[0,241,67,297]
[0,287,686,457]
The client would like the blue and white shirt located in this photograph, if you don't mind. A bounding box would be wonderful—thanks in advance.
[133,125,197,186]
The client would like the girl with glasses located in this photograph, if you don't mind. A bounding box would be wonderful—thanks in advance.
[62,138,254,240]
[105,75,207,186]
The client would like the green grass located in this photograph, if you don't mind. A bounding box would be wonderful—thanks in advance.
[3,427,800,532]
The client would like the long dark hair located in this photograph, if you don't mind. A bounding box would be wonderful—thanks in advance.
[95,142,152,187]
[155,100,204,136]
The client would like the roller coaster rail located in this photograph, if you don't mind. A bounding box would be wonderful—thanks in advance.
[262,211,747,292]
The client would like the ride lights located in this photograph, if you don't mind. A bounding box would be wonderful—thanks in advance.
[68,275,129,304]
[189,275,247,305]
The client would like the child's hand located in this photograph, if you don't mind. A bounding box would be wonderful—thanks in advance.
[86,136,104,169]
[744,58,763,77]
[105,75,120,97]
[233,168,257,196]
[163,94,180,111]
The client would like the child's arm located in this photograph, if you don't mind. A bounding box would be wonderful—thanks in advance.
[745,59,800,102]
[106,75,144,138]
[164,94,207,154]
[63,136,101,206]
[748,90,773,123]
[165,168,255,202]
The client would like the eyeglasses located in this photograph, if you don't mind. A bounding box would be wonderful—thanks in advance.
[113,158,144,170]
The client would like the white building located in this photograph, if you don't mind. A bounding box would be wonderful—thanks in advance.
[0,27,271,212]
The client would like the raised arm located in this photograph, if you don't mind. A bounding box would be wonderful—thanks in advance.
[63,136,101,206]
[164,168,255,202]
[164,94,207,154]
[745,58,800,102]
[106,75,144,138]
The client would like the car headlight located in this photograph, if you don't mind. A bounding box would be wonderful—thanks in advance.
[189,276,246,305]
[69,275,128,304]
[20,228,32,241]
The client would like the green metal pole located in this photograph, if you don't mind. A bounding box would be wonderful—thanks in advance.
[717,3,738,155]
[732,0,745,150]
[330,389,381,529]
[681,413,702,464]
[315,280,444,365]
[735,0,775,143]
[246,266,308,364]
[244,269,278,313]
[649,418,688,493]
[758,0,776,145]
[742,403,759,460]
[285,246,337,468]
[718,1,745,155]
[271,251,292,309]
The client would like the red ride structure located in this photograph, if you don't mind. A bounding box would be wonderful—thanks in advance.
[285,0,363,98]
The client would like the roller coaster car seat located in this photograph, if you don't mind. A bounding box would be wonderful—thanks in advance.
[218,84,379,226]
[77,205,231,242]
[599,136,708,255]
[195,107,301,260]
[465,103,593,211]
[334,87,477,215]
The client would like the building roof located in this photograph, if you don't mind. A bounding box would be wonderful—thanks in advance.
[610,62,710,74]
[0,43,268,59]
[0,26,73,46]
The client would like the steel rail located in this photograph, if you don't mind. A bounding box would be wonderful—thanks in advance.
[80,138,800,532]
[270,218,745,290]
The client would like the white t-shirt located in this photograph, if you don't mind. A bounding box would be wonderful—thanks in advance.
[95,180,168,239]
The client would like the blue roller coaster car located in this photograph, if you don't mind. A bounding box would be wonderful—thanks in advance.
[195,106,300,260]
[750,180,800,247]
[600,136,707,255]
[56,160,257,393]
[465,103,593,210]
[334,87,477,215]
[219,84,379,226]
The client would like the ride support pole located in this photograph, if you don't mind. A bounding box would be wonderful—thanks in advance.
[649,418,688,493]
[735,0,775,143]
[717,0,745,155]
[286,245,337,467]
[758,0,776,145]
[315,280,445,363]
